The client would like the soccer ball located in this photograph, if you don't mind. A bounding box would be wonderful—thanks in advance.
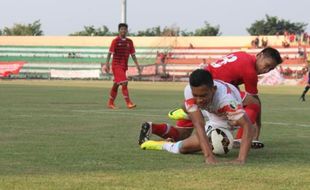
[206,126,234,155]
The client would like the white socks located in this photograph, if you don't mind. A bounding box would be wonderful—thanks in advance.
[162,141,183,154]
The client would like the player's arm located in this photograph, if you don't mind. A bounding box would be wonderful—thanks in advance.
[231,114,254,164]
[131,54,141,74]
[188,110,218,165]
[102,52,112,73]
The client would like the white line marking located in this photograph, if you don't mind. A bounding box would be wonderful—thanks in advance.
[264,122,310,128]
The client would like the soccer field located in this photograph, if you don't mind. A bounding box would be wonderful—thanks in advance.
[0,80,309,190]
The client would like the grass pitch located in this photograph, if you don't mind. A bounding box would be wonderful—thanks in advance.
[0,80,309,190]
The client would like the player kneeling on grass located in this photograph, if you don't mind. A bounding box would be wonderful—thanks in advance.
[140,69,254,164]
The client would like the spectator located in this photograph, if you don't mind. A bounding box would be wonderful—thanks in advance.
[261,37,268,48]
[282,40,290,48]
[251,36,260,48]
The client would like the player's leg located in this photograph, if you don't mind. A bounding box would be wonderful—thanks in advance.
[113,67,136,108]
[140,132,201,154]
[107,82,119,109]
[236,92,264,149]
[120,82,136,108]
[300,84,310,101]
[235,103,263,149]
[138,122,193,145]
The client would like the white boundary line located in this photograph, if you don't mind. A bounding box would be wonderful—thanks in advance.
[72,109,310,128]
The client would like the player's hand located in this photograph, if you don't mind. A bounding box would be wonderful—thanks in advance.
[104,63,110,73]
[205,155,218,165]
[137,66,141,75]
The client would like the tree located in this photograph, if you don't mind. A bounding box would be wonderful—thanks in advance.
[135,25,180,36]
[194,21,221,36]
[161,25,180,36]
[136,26,161,36]
[2,20,43,36]
[247,15,308,35]
[69,25,112,36]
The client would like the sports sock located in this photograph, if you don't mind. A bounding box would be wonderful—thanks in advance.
[162,141,183,154]
[121,85,131,103]
[152,123,179,141]
[236,103,260,139]
[109,85,118,103]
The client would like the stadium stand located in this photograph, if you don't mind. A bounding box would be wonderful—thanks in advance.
[0,36,309,81]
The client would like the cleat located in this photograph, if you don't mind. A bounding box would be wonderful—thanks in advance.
[107,102,117,109]
[140,140,165,150]
[168,108,188,120]
[233,139,264,149]
[138,122,152,145]
[299,95,305,101]
[251,140,264,149]
[127,102,136,109]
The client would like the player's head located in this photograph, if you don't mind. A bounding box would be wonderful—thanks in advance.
[256,47,283,75]
[189,69,216,109]
[118,23,128,37]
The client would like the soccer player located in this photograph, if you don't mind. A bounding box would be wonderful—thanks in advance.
[139,47,282,148]
[300,66,310,101]
[141,69,254,165]
[102,23,141,109]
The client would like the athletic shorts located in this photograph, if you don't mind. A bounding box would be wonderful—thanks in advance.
[112,67,128,84]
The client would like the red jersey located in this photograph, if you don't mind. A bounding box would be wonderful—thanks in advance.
[205,51,258,95]
[109,36,135,70]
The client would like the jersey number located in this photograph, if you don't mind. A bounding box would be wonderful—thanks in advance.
[210,54,237,68]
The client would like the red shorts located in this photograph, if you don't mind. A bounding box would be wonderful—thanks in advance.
[112,67,128,84]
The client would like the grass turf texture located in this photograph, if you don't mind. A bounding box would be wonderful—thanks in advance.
[0,80,309,190]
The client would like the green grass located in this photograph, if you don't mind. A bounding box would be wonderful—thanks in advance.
[0,80,309,190]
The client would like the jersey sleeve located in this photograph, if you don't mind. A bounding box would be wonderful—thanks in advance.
[217,98,245,121]
[109,39,116,54]
[184,85,199,113]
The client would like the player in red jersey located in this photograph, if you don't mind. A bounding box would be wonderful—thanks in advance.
[139,47,283,148]
[102,23,141,109]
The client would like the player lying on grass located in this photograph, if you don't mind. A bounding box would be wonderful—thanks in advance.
[139,47,282,148]
[139,93,260,148]
[140,69,254,165]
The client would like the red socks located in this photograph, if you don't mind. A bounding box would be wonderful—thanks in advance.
[109,85,118,103]
[151,123,179,141]
[121,85,131,103]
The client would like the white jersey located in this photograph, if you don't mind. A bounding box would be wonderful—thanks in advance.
[184,80,245,125]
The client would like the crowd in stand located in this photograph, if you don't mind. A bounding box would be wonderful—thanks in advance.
[250,32,310,49]
[279,65,309,79]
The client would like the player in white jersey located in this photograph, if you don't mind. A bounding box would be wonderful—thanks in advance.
[140,69,254,165]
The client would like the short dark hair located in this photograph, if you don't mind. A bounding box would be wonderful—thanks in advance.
[118,23,128,30]
[260,47,283,65]
[189,69,214,87]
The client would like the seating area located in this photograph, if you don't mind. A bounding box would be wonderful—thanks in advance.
[0,46,160,65]
[158,46,309,78]
[0,35,309,80]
